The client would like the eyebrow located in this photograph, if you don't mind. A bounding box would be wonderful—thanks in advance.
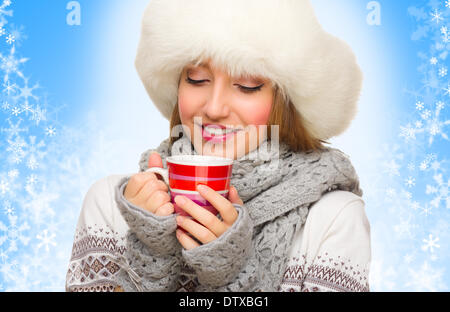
[189,61,210,68]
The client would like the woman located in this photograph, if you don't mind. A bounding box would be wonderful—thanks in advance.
[66,0,370,292]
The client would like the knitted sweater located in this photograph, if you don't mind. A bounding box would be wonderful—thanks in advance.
[66,139,371,292]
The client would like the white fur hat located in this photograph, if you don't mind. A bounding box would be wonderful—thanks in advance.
[135,0,363,140]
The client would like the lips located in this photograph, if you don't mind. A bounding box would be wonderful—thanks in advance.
[198,124,242,143]
[204,123,227,130]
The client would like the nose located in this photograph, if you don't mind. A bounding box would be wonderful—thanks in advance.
[203,76,230,120]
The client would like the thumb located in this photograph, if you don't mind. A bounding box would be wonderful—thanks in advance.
[229,185,244,206]
[148,152,163,169]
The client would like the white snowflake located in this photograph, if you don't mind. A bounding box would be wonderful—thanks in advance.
[426,173,449,209]
[10,106,20,116]
[36,229,56,253]
[420,204,433,217]
[422,234,440,253]
[25,174,38,186]
[0,118,27,140]
[45,126,56,137]
[439,67,448,77]
[443,83,450,96]
[6,136,26,164]
[24,135,46,161]
[393,216,417,239]
[416,101,425,110]
[409,201,420,211]
[13,77,39,110]
[2,200,14,215]
[406,262,445,291]
[409,100,450,145]
[26,155,39,170]
[430,9,444,24]
[405,176,416,188]
[430,160,442,172]
[3,80,17,95]
[20,102,32,116]
[0,45,28,82]
[21,185,59,226]
[30,104,46,125]
[7,169,18,179]
[430,56,438,65]
[1,100,10,110]
[0,214,30,253]
[5,34,14,44]
[0,180,10,195]
[383,159,402,176]
[441,26,450,43]
[400,123,418,141]
[7,24,27,47]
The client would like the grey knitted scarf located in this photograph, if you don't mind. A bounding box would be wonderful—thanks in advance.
[136,133,362,291]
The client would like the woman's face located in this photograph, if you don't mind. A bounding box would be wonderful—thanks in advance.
[177,60,274,160]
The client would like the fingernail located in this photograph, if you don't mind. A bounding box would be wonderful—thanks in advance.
[197,184,207,192]
[175,196,186,205]
[176,216,183,225]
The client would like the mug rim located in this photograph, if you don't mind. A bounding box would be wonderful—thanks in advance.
[167,155,233,166]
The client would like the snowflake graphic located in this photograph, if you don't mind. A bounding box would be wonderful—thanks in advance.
[370,0,450,291]
[421,234,440,253]
[36,229,56,253]
[401,100,450,146]
[425,173,450,209]
[0,118,27,140]
[406,262,446,291]
[430,9,444,24]
[0,214,30,253]
[0,45,27,82]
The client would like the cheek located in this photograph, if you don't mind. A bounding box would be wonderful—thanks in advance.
[178,87,199,121]
[239,97,272,126]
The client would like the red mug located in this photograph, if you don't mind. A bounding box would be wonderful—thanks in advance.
[145,155,233,218]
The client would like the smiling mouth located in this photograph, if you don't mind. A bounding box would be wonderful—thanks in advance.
[193,123,243,143]
[196,123,243,134]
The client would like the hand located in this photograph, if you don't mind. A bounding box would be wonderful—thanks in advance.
[175,184,244,250]
[123,152,174,216]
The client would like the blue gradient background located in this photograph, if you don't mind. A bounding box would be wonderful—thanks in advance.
[0,0,448,291]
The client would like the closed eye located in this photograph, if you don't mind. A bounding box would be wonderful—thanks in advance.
[185,77,264,93]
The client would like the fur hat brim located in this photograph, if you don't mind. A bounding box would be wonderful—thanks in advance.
[135,0,363,140]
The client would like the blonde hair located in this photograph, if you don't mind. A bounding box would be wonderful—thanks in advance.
[169,85,328,153]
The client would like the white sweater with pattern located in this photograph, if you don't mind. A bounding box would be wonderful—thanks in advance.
[65,174,371,292]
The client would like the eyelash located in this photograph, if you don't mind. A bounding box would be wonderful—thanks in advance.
[185,77,264,93]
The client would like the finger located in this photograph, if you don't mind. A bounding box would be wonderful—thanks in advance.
[229,185,244,206]
[154,202,174,216]
[124,172,158,198]
[144,190,171,213]
[148,152,165,181]
[196,184,238,225]
[176,229,200,250]
[131,178,168,203]
[174,195,229,237]
[176,216,217,245]
[148,152,163,168]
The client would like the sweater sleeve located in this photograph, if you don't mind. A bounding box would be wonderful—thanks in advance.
[113,176,182,292]
[280,191,371,292]
[65,175,130,292]
[181,204,259,291]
